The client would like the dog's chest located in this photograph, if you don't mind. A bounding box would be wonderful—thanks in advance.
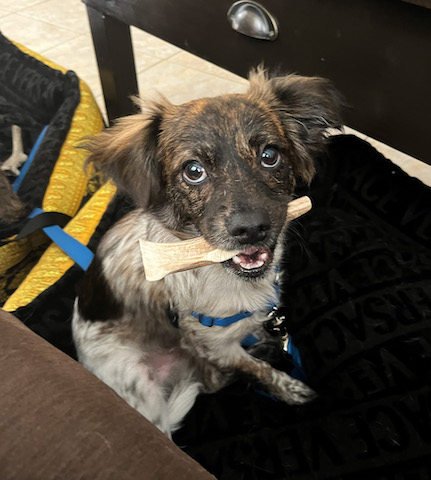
[165,265,278,319]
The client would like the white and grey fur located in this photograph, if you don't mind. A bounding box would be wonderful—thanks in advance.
[72,69,342,436]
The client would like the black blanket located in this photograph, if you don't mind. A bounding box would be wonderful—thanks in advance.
[12,135,431,479]
[173,135,431,479]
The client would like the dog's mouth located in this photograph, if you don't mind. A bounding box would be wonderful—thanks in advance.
[224,246,274,278]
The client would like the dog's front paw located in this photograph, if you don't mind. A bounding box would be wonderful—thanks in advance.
[279,376,317,405]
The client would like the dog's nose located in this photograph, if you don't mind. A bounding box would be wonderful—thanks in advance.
[227,208,270,244]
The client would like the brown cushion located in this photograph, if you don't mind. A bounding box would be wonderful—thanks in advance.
[0,308,214,480]
[402,0,431,9]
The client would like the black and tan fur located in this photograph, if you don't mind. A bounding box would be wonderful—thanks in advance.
[0,171,27,224]
[72,69,341,436]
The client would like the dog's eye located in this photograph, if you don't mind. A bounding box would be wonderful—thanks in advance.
[261,146,281,168]
[183,161,208,184]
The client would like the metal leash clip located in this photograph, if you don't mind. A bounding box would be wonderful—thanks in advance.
[264,306,290,356]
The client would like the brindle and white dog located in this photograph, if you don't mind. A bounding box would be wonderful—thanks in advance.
[72,69,341,436]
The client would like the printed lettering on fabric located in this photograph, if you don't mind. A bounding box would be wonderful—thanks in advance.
[274,390,431,478]
[297,284,431,379]
[181,389,431,479]
[284,204,431,398]
[173,136,431,480]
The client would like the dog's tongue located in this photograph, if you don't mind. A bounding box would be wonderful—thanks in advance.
[232,247,269,270]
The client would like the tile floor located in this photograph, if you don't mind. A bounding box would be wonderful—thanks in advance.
[1,0,430,186]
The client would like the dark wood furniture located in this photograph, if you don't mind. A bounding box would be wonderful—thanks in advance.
[83,0,431,164]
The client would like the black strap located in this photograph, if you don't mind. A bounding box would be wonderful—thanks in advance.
[3,211,71,243]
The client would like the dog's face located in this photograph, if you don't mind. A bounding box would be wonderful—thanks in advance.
[87,70,341,279]
[157,94,299,279]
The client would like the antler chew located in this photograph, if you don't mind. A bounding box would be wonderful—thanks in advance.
[140,196,312,281]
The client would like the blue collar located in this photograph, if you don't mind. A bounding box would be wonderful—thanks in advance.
[191,272,280,329]
[191,310,253,327]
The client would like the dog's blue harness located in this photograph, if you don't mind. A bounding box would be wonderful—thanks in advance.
[191,310,253,327]
[189,275,306,383]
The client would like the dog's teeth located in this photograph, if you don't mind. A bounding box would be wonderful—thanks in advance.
[240,263,253,270]
[238,259,265,270]
[232,255,242,265]
[232,249,270,271]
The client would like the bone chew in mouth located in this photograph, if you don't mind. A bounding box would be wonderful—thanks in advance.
[140,196,312,281]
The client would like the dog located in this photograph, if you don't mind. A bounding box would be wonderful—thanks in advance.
[72,68,341,437]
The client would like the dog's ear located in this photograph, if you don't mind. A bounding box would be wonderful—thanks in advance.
[248,68,343,183]
[83,97,172,208]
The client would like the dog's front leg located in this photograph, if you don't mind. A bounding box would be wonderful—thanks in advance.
[226,350,315,404]
[179,319,315,405]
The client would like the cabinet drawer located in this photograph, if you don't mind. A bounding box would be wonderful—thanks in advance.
[85,0,431,162]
